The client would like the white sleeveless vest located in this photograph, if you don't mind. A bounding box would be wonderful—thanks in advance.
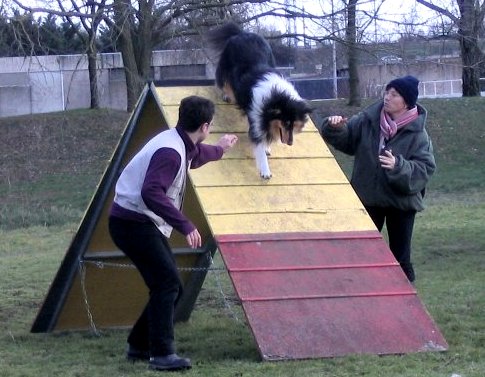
[114,128,189,237]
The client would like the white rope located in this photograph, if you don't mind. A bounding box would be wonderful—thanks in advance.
[78,252,241,334]
[79,259,101,336]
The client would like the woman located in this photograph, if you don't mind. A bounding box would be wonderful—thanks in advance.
[316,75,436,282]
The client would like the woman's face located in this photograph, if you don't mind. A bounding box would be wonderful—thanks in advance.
[383,88,408,118]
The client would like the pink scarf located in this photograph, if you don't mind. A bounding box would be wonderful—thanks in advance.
[379,106,418,152]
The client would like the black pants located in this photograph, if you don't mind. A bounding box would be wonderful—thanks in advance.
[108,216,183,357]
[365,206,416,282]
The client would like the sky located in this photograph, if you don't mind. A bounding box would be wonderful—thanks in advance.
[11,0,454,42]
[261,0,454,40]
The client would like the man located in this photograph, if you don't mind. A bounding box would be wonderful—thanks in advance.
[108,95,238,371]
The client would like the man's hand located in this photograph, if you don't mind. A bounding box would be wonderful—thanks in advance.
[186,228,202,249]
[217,134,238,152]
[327,115,347,128]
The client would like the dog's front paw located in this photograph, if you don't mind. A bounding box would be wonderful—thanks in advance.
[259,167,272,180]
[254,143,272,179]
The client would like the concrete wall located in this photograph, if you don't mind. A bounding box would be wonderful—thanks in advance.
[359,57,464,98]
[0,50,469,118]
[0,50,212,117]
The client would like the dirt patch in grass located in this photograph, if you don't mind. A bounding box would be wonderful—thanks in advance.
[0,109,130,229]
[0,109,129,184]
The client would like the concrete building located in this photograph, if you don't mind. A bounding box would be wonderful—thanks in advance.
[0,50,471,118]
[0,50,213,117]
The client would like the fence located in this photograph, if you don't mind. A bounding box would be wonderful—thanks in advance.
[367,79,466,100]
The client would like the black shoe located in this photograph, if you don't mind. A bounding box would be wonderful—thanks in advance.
[126,345,150,362]
[148,354,192,371]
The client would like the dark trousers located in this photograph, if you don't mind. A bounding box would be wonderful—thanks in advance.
[108,216,183,356]
[365,206,417,282]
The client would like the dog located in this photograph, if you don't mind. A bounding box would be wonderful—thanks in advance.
[208,22,312,179]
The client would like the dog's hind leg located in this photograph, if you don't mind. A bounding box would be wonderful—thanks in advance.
[253,143,272,179]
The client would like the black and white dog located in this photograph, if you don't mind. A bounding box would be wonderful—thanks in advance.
[208,22,312,179]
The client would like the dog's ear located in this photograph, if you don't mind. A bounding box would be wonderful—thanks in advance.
[297,101,313,122]
[302,101,314,115]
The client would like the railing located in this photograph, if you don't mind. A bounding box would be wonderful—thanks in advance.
[419,79,462,98]
[368,79,464,99]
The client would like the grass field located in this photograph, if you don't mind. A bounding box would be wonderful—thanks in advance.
[0,98,484,376]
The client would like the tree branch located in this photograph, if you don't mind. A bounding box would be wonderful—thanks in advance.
[415,0,459,23]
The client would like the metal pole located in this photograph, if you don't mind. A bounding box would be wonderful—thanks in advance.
[332,0,338,98]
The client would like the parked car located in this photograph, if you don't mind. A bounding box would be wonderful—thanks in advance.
[380,55,403,63]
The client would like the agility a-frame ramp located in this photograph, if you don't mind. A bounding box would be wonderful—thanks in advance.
[31,82,217,333]
[32,81,447,360]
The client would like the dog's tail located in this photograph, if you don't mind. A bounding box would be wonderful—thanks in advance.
[207,21,243,53]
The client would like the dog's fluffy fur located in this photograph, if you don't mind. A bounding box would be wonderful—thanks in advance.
[208,22,312,179]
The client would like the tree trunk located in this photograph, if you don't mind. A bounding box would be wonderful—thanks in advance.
[135,0,155,83]
[416,0,484,97]
[458,0,483,97]
[114,0,145,111]
[346,0,361,106]
[87,29,99,109]
[460,37,482,96]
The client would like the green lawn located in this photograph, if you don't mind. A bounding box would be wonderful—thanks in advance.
[0,98,484,376]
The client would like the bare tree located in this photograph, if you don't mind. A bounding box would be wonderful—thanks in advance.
[346,0,360,106]
[58,0,108,109]
[416,0,485,96]
[272,0,386,106]
[105,0,267,111]
[11,0,110,108]
[8,0,266,111]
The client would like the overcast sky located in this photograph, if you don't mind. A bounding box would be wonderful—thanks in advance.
[266,0,453,41]
[11,0,454,41]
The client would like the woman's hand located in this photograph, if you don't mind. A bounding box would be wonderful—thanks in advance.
[379,149,396,170]
[327,116,347,128]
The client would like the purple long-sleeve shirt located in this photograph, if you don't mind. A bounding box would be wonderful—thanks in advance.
[110,126,223,236]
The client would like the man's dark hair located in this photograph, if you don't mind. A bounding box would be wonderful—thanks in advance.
[177,96,215,132]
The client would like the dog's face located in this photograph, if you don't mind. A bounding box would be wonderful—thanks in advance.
[269,118,306,145]
[265,98,312,145]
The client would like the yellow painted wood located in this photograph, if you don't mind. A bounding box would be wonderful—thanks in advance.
[189,158,349,187]
[160,104,243,131]
[156,85,227,105]
[204,131,334,159]
[155,84,376,236]
[161,103,316,134]
[195,184,365,215]
[207,210,375,234]
[55,264,147,330]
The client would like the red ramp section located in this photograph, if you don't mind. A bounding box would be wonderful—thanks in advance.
[217,231,448,360]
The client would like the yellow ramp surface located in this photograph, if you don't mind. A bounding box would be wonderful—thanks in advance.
[155,85,375,236]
